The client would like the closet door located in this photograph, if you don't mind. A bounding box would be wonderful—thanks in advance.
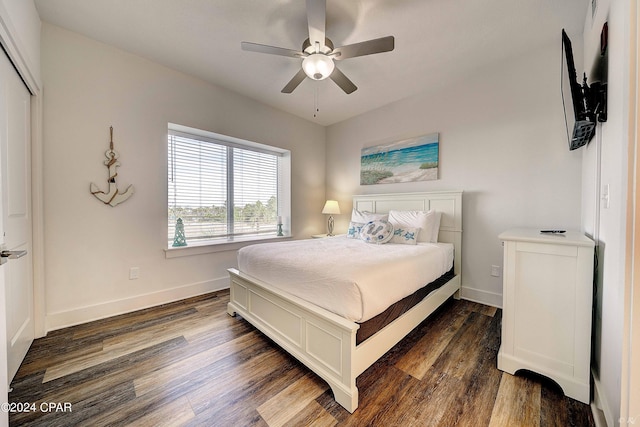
[0,49,33,383]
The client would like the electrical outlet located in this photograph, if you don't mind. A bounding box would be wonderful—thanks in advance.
[129,267,140,280]
[491,265,501,277]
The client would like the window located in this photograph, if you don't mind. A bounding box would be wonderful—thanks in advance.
[168,124,291,247]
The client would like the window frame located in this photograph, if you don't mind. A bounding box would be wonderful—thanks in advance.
[165,123,291,257]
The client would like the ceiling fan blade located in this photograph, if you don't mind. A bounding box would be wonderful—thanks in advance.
[241,42,305,58]
[329,66,357,94]
[306,0,326,49]
[333,36,395,60]
[281,69,308,93]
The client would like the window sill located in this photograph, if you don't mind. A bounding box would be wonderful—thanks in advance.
[164,234,292,258]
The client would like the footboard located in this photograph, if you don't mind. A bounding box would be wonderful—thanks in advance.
[227,268,361,412]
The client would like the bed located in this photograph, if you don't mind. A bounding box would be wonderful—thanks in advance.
[227,191,462,412]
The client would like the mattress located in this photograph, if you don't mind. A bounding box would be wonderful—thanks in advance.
[237,235,454,322]
[356,267,454,344]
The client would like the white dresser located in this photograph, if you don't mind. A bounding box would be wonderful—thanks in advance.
[497,228,595,404]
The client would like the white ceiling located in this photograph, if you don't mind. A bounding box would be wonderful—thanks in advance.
[34,0,588,126]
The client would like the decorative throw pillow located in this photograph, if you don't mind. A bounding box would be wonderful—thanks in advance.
[351,208,388,224]
[388,209,439,243]
[347,221,365,239]
[359,220,394,244]
[389,226,421,245]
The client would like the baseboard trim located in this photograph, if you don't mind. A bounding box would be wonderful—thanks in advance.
[459,285,502,308]
[591,402,608,427]
[45,277,229,333]
[592,368,615,427]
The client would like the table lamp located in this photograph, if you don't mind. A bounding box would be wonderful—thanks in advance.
[322,200,340,236]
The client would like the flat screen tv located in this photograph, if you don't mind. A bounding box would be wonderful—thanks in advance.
[561,29,596,150]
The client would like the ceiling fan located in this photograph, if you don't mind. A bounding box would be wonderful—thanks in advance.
[241,0,395,94]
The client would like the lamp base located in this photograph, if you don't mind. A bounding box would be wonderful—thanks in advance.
[327,215,334,236]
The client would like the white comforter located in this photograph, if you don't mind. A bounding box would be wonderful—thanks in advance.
[237,236,454,322]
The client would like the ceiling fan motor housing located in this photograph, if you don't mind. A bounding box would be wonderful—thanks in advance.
[302,37,334,54]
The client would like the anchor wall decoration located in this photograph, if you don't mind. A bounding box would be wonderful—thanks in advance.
[90,126,134,207]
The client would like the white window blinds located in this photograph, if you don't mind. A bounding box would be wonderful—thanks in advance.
[168,128,284,245]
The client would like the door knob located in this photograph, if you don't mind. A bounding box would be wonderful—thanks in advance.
[0,250,27,259]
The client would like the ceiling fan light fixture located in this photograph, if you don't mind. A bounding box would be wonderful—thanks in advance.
[302,53,334,80]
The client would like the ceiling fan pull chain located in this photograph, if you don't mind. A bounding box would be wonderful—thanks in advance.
[313,85,319,118]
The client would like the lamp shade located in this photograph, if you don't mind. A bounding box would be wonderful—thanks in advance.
[302,54,335,80]
[322,200,341,215]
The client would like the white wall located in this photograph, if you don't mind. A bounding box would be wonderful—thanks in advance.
[41,24,326,330]
[581,0,631,425]
[326,41,584,308]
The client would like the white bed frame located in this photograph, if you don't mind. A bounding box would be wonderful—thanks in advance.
[227,191,462,412]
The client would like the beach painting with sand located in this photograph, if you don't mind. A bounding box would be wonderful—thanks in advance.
[360,133,439,185]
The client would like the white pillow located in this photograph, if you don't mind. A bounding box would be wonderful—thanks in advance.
[351,208,388,223]
[389,226,421,245]
[359,220,394,244]
[430,211,442,243]
[388,210,439,243]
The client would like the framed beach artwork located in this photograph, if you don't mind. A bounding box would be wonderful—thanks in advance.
[360,133,439,185]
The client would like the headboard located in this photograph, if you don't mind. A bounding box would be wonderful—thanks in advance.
[352,191,463,277]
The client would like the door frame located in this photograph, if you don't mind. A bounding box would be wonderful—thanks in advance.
[623,0,640,423]
[0,5,45,340]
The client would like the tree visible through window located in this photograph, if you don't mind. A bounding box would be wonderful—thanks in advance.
[168,125,290,245]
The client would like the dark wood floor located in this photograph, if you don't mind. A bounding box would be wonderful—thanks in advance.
[8,290,595,426]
